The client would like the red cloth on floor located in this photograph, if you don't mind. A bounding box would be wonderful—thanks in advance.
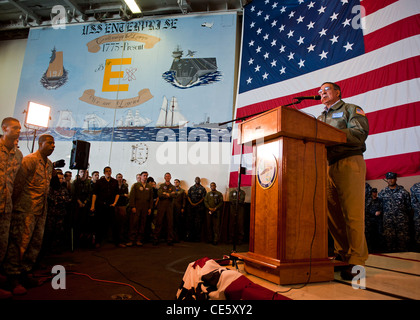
[225,275,291,300]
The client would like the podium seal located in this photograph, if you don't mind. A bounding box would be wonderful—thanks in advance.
[256,153,278,189]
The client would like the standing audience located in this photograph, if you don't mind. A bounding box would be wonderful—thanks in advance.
[114,173,129,247]
[90,166,119,248]
[127,171,153,247]
[204,182,224,245]
[411,182,420,252]
[173,179,186,242]
[186,177,206,242]
[153,173,175,246]
[43,171,71,254]
[0,118,22,299]
[71,169,94,248]
[3,134,55,295]
[378,172,412,252]
[364,188,383,253]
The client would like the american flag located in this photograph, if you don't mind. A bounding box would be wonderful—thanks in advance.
[230,0,420,187]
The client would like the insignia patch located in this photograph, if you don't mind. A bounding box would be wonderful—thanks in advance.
[356,107,366,116]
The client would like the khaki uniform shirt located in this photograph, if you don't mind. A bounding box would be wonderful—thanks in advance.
[0,141,23,213]
[317,100,369,165]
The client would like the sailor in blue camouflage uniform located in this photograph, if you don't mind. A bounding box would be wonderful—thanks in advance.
[43,171,71,254]
[378,172,412,252]
[364,188,383,253]
[410,182,420,251]
[186,177,207,242]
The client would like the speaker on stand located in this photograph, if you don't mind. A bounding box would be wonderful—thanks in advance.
[69,140,91,252]
[69,140,90,170]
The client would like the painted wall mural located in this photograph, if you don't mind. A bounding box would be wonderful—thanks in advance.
[14,13,237,191]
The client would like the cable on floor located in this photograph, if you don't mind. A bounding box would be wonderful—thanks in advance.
[91,252,162,300]
[68,271,151,300]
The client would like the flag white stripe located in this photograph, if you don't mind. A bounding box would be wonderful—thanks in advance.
[365,126,420,159]
[301,78,420,116]
[230,153,254,171]
[362,0,420,36]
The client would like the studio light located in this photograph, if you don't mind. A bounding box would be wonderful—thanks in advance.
[124,0,142,14]
[25,101,51,152]
[25,101,51,128]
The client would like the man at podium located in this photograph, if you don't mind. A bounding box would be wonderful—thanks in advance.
[317,82,369,280]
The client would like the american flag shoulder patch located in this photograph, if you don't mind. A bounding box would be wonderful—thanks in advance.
[355,107,366,116]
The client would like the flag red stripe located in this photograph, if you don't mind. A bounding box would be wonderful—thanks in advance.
[236,56,420,119]
[367,102,420,135]
[229,171,253,188]
[364,15,420,53]
[365,151,420,180]
[362,0,399,16]
[336,56,420,100]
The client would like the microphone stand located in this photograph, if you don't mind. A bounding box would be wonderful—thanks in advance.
[217,100,302,270]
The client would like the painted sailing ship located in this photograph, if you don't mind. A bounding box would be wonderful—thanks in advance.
[82,113,108,135]
[117,109,152,129]
[55,110,77,138]
[40,47,68,89]
[156,96,188,128]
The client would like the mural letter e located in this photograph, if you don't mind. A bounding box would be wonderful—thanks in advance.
[102,58,132,92]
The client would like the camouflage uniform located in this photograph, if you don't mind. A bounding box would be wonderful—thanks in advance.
[186,184,207,241]
[204,189,224,244]
[43,177,71,253]
[4,150,53,275]
[0,140,23,263]
[364,194,383,253]
[71,177,94,247]
[379,185,412,252]
[410,182,420,251]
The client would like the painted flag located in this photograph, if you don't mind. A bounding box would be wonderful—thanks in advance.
[229,0,420,187]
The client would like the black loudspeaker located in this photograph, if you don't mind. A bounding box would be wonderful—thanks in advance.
[69,140,90,170]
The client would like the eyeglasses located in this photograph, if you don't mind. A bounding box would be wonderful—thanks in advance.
[318,86,331,94]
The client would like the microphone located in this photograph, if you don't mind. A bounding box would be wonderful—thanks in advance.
[293,95,321,100]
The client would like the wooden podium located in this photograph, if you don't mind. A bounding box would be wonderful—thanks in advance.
[232,106,346,285]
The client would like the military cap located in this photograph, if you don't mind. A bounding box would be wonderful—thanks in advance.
[385,172,397,179]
